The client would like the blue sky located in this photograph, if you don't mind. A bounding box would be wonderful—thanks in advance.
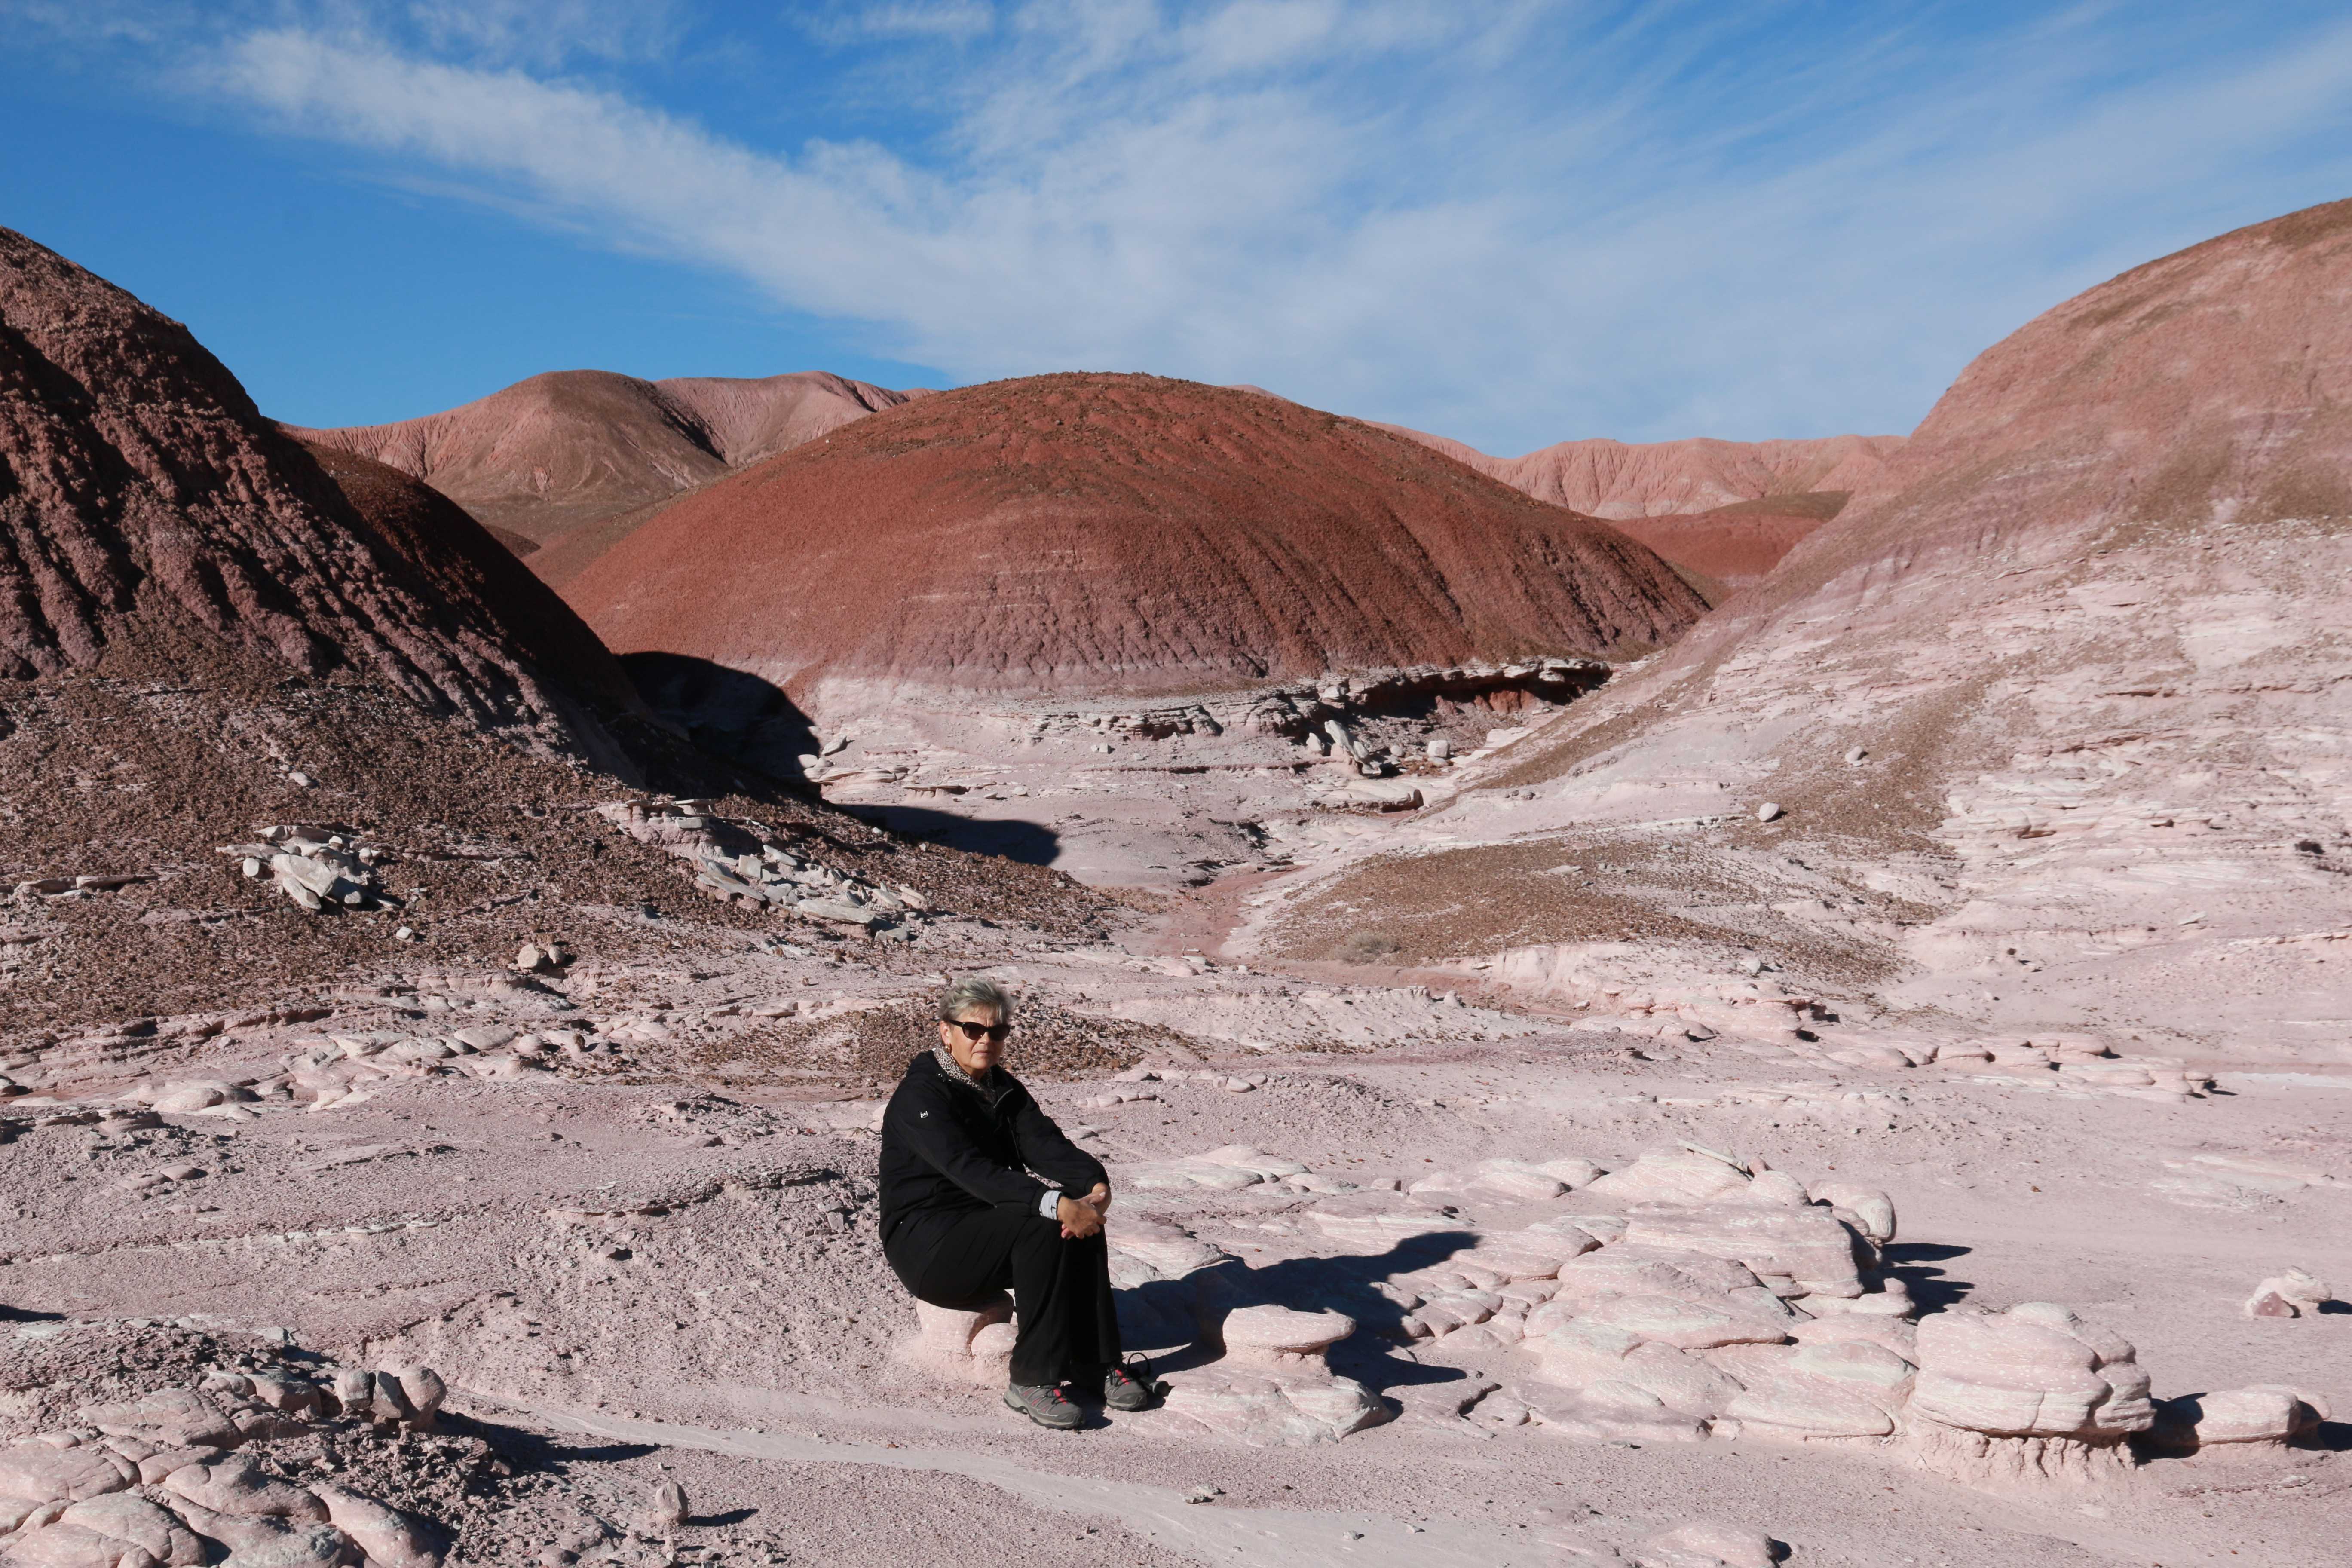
[4,3,2349,454]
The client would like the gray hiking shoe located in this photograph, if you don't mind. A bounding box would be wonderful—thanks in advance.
[1004,1382,1083,1430]
[1102,1361,1156,1413]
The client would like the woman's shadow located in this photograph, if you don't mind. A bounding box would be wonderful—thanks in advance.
[1119,1230,1482,1403]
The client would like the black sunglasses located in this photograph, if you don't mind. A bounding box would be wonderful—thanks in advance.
[946,1019,1012,1043]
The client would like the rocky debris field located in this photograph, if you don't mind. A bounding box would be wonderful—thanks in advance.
[0,665,1118,1035]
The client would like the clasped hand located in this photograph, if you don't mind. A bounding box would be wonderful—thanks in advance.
[1056,1183,1112,1238]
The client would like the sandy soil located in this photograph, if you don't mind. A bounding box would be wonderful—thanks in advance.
[1,870,2343,1566]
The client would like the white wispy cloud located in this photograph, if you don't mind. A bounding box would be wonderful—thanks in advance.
[403,0,682,68]
[107,3,2352,445]
[805,1,998,44]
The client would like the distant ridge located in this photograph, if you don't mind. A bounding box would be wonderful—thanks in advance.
[1380,427,1906,519]
[292,369,927,584]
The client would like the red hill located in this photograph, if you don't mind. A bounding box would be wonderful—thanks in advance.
[564,372,1708,716]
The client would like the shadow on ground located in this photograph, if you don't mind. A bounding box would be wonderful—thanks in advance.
[1115,1231,1481,1403]
[1881,1241,1972,1311]
[839,803,1062,868]
[623,653,816,781]
[454,1413,662,1474]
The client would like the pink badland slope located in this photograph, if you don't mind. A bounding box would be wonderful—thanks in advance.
[1352,196,2352,1058]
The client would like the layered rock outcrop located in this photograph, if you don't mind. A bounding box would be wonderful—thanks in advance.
[0,1363,446,1566]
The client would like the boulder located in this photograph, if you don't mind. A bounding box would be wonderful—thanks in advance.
[1468,1158,1571,1201]
[896,1294,1016,1385]
[0,1442,136,1503]
[1909,1304,2152,1439]
[129,1449,224,1487]
[239,1377,324,1421]
[1158,1366,1387,1446]
[211,1523,362,1566]
[1905,1303,2152,1483]
[1163,1304,1384,1445]
[1637,1520,1782,1568]
[1406,1290,1500,1339]
[326,1371,373,1418]
[1738,1170,1813,1209]
[1461,1245,1573,1282]
[2242,1267,2332,1318]
[1574,1294,1790,1351]
[0,1498,66,1536]
[367,1368,444,1427]
[78,1390,241,1452]
[1584,1147,1753,1205]
[1530,1321,1743,1421]
[1537,1157,1608,1189]
[1516,1378,1712,1446]
[154,1496,359,1565]
[1301,1190,1465,1248]
[1712,1339,1914,1441]
[1806,1182,1896,1246]
[1550,1246,1788,1315]
[1788,1314,1919,1361]
[2147,1387,2313,1454]
[8,1494,203,1566]
[1217,1305,1353,1368]
[308,1487,438,1568]
[1796,1277,1914,1320]
[1107,1219,1228,1279]
[1488,1223,1601,1266]
[1622,1204,1868,1298]
[150,1086,227,1115]
[162,1456,328,1521]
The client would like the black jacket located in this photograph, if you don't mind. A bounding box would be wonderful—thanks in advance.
[878,1050,1109,1246]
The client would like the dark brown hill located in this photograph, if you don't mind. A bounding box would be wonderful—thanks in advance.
[293,369,920,577]
[0,227,634,756]
[564,372,1709,716]
[293,438,625,692]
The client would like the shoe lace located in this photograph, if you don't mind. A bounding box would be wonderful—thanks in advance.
[1114,1351,1156,1388]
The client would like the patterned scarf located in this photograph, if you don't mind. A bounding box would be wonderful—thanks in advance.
[932,1040,1006,1101]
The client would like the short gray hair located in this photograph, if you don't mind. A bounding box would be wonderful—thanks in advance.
[937,975,1011,1023]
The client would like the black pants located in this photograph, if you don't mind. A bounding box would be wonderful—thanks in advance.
[887,1206,1122,1387]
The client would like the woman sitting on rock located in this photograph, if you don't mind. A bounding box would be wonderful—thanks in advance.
[879,976,1154,1429]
